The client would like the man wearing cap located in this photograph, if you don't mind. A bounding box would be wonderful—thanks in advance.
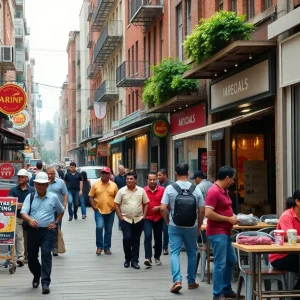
[89,167,118,255]
[190,171,213,201]
[8,169,35,266]
[21,172,64,295]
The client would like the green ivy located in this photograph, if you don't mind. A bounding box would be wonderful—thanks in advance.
[184,11,255,63]
[142,58,198,107]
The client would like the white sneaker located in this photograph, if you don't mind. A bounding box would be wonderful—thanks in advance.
[144,259,152,267]
[155,258,161,265]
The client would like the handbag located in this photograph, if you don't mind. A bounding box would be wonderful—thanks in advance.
[57,228,66,254]
[22,192,35,231]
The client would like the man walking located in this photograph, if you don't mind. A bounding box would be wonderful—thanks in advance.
[157,169,173,255]
[56,166,64,180]
[21,172,64,294]
[160,163,205,293]
[29,161,43,187]
[64,162,82,221]
[114,171,149,270]
[190,171,213,200]
[46,166,68,256]
[8,169,35,266]
[89,167,118,255]
[205,166,240,300]
[143,172,165,268]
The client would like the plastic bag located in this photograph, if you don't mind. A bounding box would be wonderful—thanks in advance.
[237,213,258,226]
[57,228,66,254]
[264,218,279,225]
[237,236,274,245]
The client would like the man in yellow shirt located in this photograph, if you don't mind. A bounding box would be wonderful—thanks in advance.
[89,167,118,255]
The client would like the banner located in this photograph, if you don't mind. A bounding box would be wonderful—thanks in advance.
[0,197,17,245]
[94,102,107,120]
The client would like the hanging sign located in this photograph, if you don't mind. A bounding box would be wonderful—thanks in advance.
[97,144,109,156]
[12,110,30,129]
[0,197,17,245]
[151,119,170,138]
[0,163,15,180]
[0,84,27,115]
[94,102,107,120]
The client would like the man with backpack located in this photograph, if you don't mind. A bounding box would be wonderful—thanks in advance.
[160,163,205,293]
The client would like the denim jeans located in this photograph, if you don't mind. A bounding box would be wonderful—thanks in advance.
[163,221,169,250]
[144,218,163,260]
[94,210,115,250]
[168,225,197,284]
[79,195,87,216]
[68,190,79,218]
[208,234,237,298]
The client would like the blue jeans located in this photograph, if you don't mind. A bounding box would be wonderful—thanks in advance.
[208,234,237,298]
[168,225,197,284]
[68,190,79,218]
[94,210,115,250]
[79,195,87,216]
[163,221,169,250]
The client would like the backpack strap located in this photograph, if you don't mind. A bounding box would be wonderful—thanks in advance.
[28,192,35,216]
[188,184,196,193]
[172,183,183,195]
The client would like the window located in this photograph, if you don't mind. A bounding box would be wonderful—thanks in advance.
[131,92,134,113]
[128,0,131,24]
[265,0,272,9]
[128,94,131,114]
[131,45,134,75]
[218,0,224,11]
[135,41,138,74]
[160,21,163,61]
[231,0,237,12]
[128,48,131,76]
[186,0,192,35]
[177,4,183,61]
[154,26,157,65]
[148,32,151,74]
[143,36,147,76]
[135,90,139,110]
[247,0,255,20]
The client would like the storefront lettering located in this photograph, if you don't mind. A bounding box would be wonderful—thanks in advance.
[223,78,248,97]
[178,114,196,126]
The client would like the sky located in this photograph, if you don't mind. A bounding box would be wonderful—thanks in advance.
[25,0,84,122]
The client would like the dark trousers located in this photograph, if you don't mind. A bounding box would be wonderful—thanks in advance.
[144,218,163,260]
[121,219,144,264]
[27,228,55,285]
[163,221,169,250]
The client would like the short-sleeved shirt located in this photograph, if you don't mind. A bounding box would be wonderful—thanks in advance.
[89,180,118,214]
[8,184,35,218]
[144,185,165,222]
[64,172,82,191]
[20,191,64,227]
[197,179,213,201]
[205,183,234,236]
[114,174,126,190]
[47,178,68,205]
[161,181,204,228]
[158,179,173,188]
[269,208,300,263]
[114,185,150,224]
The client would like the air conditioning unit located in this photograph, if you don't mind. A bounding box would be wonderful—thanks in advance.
[0,46,14,63]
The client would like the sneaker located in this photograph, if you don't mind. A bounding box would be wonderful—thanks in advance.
[163,249,168,255]
[104,250,112,255]
[42,285,50,294]
[170,282,182,293]
[144,259,152,267]
[52,250,59,257]
[82,215,87,219]
[155,258,161,266]
[74,214,78,220]
[223,291,245,299]
[188,282,199,290]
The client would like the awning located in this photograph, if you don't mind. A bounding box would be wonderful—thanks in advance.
[0,127,26,144]
[68,145,84,152]
[173,107,273,140]
[79,135,101,146]
[183,40,277,79]
[109,137,126,145]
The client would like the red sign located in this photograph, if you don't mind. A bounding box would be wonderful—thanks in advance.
[0,163,15,180]
[0,84,27,115]
[170,103,206,135]
[97,144,109,156]
[151,119,170,138]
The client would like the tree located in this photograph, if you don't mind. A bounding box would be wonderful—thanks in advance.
[41,150,57,164]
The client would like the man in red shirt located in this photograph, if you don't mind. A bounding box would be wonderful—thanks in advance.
[205,166,241,300]
[143,171,165,267]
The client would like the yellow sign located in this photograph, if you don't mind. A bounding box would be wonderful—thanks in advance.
[12,110,30,129]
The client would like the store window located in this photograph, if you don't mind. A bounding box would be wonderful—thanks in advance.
[294,85,300,189]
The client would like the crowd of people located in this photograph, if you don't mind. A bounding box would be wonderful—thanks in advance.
[4,160,300,299]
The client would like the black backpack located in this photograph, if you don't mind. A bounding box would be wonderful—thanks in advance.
[171,183,197,227]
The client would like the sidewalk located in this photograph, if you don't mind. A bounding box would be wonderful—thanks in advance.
[0,208,238,299]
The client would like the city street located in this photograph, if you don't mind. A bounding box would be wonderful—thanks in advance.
[0,208,239,300]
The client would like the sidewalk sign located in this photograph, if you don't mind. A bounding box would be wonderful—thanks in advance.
[0,197,17,245]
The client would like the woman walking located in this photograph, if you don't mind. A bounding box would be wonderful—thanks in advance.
[80,171,90,219]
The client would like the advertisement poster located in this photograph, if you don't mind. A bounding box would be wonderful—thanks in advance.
[0,197,17,245]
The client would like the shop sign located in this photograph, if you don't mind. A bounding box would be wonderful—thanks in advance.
[0,163,15,180]
[0,197,17,245]
[151,119,170,138]
[97,144,109,156]
[12,110,30,129]
[211,128,224,141]
[88,148,97,156]
[3,143,25,151]
[210,60,271,112]
[171,103,206,135]
[0,84,27,116]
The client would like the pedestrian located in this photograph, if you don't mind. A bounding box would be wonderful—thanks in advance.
[56,166,64,180]
[29,161,43,187]
[160,163,205,293]
[64,162,82,221]
[80,171,90,219]
[46,166,68,256]
[157,169,173,255]
[190,171,213,200]
[143,171,165,268]
[8,169,35,266]
[20,172,64,295]
[205,166,241,300]
[25,163,32,180]
[110,170,115,182]
[114,171,149,269]
[88,167,118,255]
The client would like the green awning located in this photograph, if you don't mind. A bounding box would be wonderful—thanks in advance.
[109,137,126,145]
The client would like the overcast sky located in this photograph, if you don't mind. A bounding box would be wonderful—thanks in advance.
[25,0,84,122]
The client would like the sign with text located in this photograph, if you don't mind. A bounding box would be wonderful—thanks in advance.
[3,143,25,151]
[97,144,109,156]
[0,197,17,245]
[211,128,224,141]
[151,119,170,138]
[12,110,30,129]
[0,161,23,184]
[170,103,206,135]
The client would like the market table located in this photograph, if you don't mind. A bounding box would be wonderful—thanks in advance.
[201,222,276,231]
[232,242,300,300]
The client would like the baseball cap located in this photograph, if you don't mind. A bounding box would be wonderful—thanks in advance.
[190,171,205,180]
[17,169,29,177]
[101,167,111,173]
[33,172,50,184]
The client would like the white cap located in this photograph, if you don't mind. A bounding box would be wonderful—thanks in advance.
[33,172,50,184]
[17,169,29,177]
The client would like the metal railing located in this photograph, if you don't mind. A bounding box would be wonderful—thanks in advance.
[87,97,93,110]
[87,64,98,79]
[93,125,103,135]
[87,5,93,21]
[130,0,163,19]
[119,110,143,126]
[94,80,118,102]
[87,31,92,48]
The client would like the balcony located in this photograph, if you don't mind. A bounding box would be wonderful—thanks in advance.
[87,5,93,21]
[119,109,145,126]
[76,51,80,65]
[82,127,92,140]
[93,21,123,67]
[130,0,164,27]
[87,97,94,110]
[15,58,24,73]
[116,61,150,87]
[87,64,98,79]
[77,75,81,89]
[15,27,23,39]
[94,80,118,102]
[93,126,103,135]
[16,0,23,6]
[91,0,116,32]
[25,41,29,60]
[87,31,92,48]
